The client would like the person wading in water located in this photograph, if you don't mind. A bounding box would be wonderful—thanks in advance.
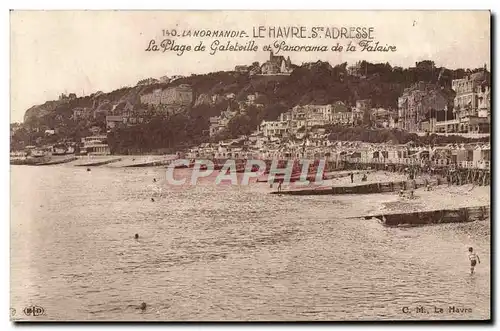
[468,247,481,275]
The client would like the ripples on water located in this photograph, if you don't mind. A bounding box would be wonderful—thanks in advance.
[10,166,490,321]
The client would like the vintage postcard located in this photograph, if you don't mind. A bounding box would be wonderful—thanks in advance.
[10,10,491,321]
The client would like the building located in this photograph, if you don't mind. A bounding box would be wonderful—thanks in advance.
[423,69,491,135]
[209,116,223,137]
[477,83,491,118]
[159,76,170,84]
[137,78,159,86]
[450,67,490,133]
[72,107,94,121]
[249,65,262,76]
[140,84,193,107]
[259,103,347,138]
[208,109,238,137]
[106,114,145,130]
[260,51,293,75]
[347,61,364,77]
[371,108,397,128]
[111,101,135,115]
[398,82,452,132]
[331,102,351,125]
[259,120,290,137]
[235,65,249,73]
[356,99,371,112]
[246,93,265,106]
[93,102,114,119]
[81,135,110,155]
[414,60,436,71]
[106,115,124,129]
[170,75,184,82]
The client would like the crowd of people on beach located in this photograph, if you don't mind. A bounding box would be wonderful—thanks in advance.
[340,161,490,187]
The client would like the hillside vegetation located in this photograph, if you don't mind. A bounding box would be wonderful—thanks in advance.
[13,60,488,153]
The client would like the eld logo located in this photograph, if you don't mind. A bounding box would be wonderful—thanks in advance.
[23,306,45,317]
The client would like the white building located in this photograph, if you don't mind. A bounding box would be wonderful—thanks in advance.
[81,135,110,155]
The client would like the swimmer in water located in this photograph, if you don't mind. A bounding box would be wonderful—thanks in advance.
[140,302,147,311]
[468,247,480,275]
[153,178,157,183]
[134,234,139,240]
[151,198,155,202]
[87,168,91,172]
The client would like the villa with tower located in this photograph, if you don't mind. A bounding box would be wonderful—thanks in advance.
[260,51,294,75]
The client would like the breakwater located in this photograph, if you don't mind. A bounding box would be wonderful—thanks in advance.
[366,205,490,227]
[271,176,446,196]
[73,157,122,167]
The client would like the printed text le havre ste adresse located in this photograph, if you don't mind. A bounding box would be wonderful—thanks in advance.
[145,26,398,56]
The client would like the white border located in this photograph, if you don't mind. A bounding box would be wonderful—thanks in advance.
[3,1,498,330]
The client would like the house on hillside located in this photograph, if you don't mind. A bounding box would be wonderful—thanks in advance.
[235,65,249,73]
[137,78,159,86]
[93,102,114,119]
[159,76,170,84]
[112,101,135,115]
[72,107,94,121]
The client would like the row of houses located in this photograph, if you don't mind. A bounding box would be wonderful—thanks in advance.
[187,132,491,170]
[257,101,397,139]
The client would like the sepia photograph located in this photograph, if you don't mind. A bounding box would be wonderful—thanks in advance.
[9,10,491,322]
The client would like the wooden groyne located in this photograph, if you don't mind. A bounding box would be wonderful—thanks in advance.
[258,169,375,183]
[122,160,168,167]
[73,157,122,167]
[35,156,78,166]
[271,179,426,196]
[365,205,490,227]
[10,156,77,166]
[10,157,47,165]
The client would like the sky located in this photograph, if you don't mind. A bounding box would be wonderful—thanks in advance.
[10,10,491,123]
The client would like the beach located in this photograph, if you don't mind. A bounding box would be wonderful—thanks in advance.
[10,165,490,321]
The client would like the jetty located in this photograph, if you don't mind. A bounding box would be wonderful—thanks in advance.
[365,205,490,227]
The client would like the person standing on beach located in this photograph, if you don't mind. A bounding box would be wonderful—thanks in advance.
[350,172,354,183]
[468,247,480,275]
